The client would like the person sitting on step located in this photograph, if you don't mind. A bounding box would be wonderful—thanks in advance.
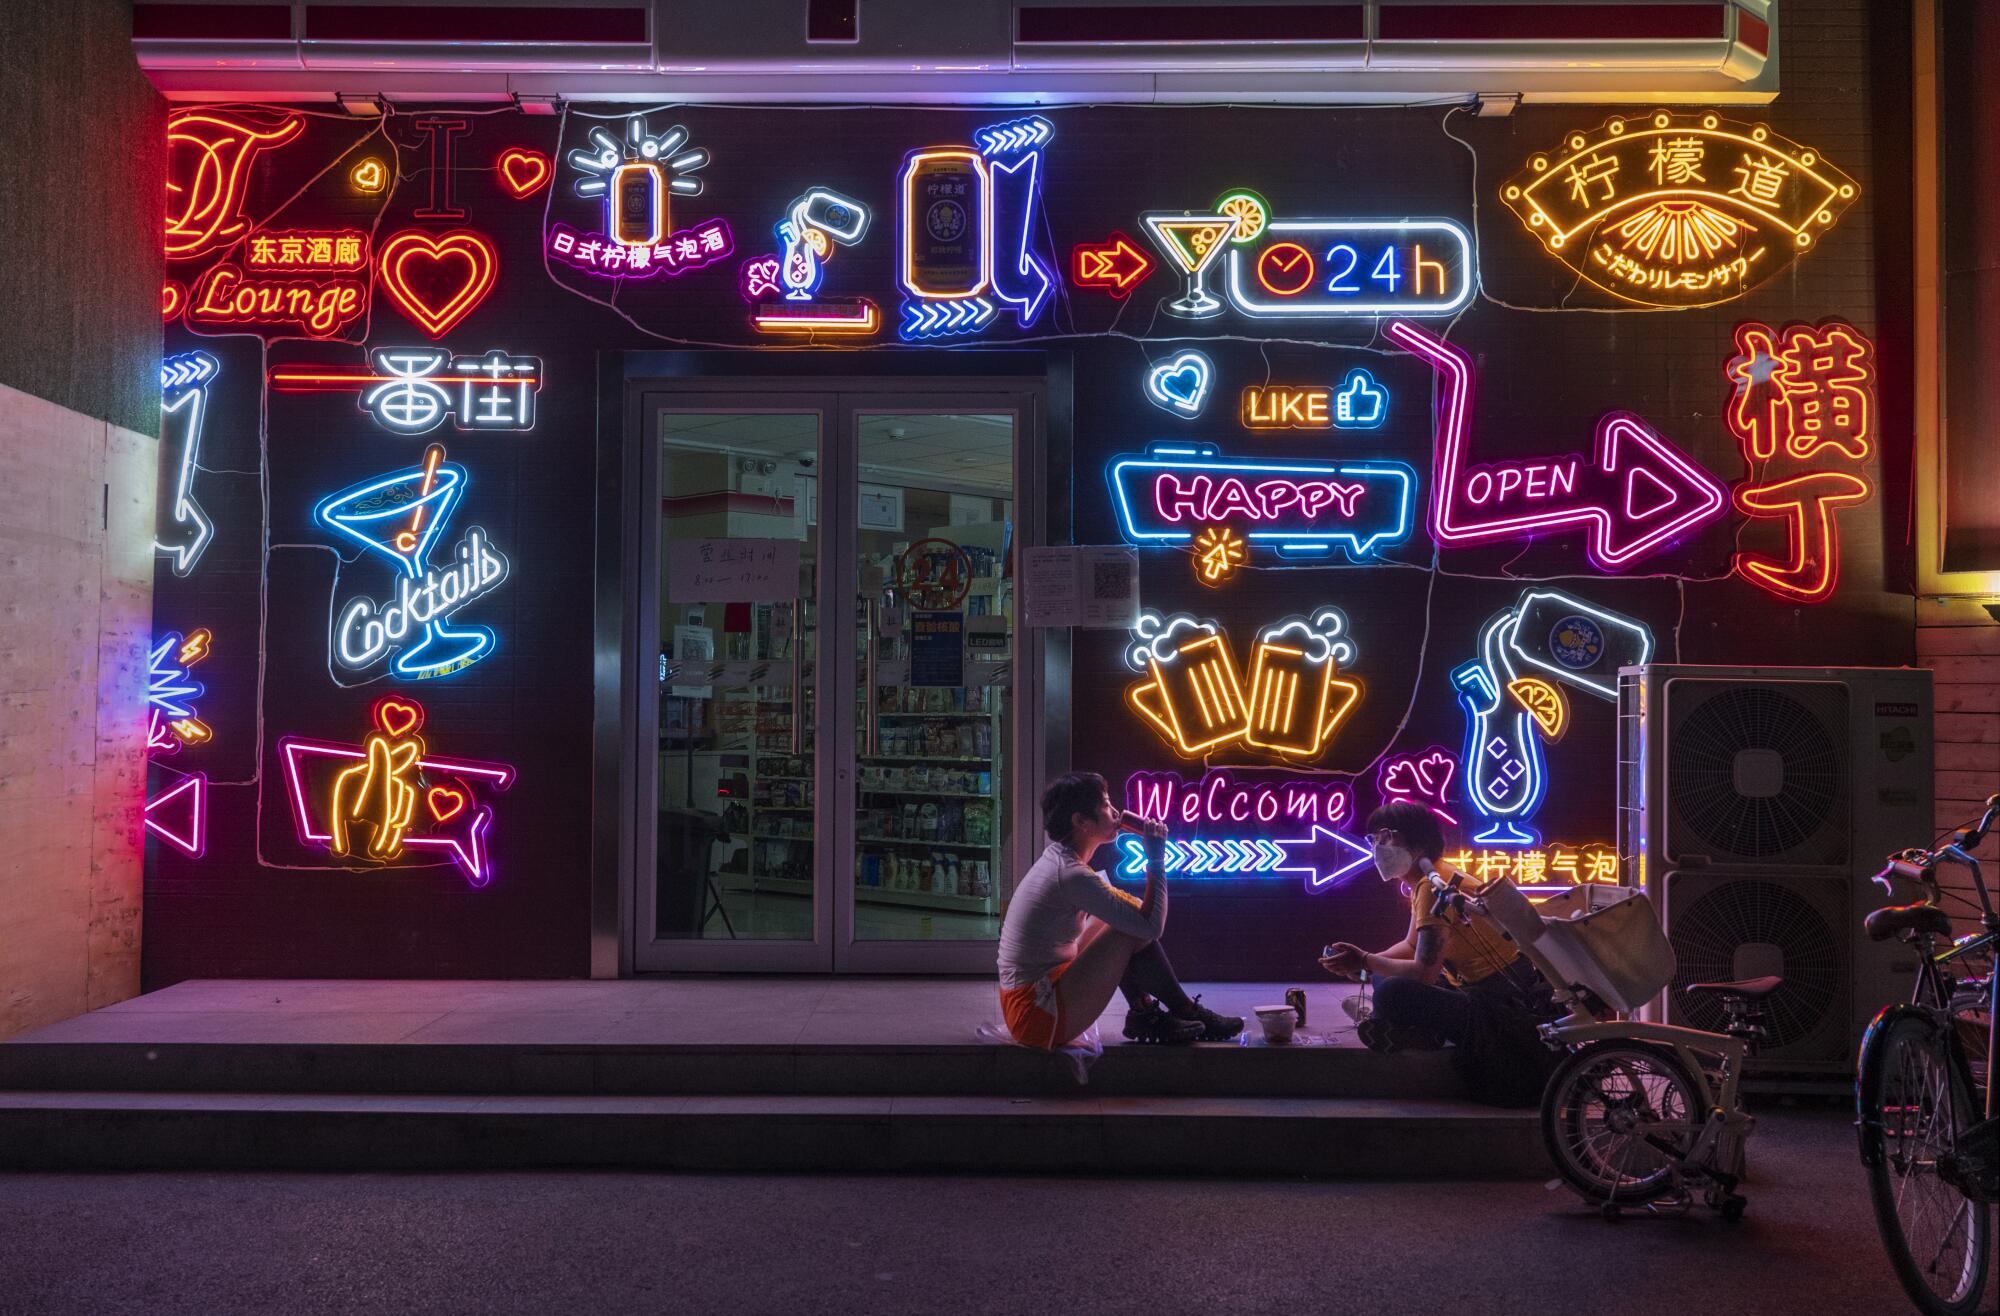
[1318,800,1560,1107]
[997,772,1243,1048]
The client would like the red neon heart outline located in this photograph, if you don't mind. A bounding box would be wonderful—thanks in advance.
[426,785,466,823]
[376,229,498,339]
[375,697,423,739]
[496,148,551,200]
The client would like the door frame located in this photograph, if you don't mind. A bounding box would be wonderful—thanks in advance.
[594,351,1071,976]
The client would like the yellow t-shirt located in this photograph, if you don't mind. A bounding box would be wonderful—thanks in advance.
[1409,866,1520,987]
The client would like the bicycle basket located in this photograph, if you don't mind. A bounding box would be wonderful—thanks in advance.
[1484,880,1676,1015]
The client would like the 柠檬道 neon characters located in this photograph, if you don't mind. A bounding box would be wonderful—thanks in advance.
[313,444,510,681]
[1500,110,1858,308]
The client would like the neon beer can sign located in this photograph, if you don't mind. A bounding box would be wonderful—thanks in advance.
[901,149,990,298]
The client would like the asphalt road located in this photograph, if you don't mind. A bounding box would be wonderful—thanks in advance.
[0,1106,1983,1316]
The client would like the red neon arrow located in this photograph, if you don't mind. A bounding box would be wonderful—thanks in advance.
[1386,320,1727,570]
[1071,234,1154,297]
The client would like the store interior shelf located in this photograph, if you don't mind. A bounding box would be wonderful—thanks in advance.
[860,835,991,852]
[749,873,992,914]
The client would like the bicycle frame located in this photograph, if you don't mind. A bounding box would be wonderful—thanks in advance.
[1894,841,2000,1121]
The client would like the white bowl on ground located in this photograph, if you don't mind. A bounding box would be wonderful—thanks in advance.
[1253,1004,1297,1044]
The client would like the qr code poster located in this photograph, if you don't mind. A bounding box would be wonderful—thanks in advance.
[1023,546,1139,628]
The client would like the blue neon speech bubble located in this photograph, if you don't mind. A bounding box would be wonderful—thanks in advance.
[1107,442,1417,563]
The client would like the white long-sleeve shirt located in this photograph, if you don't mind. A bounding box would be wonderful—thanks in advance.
[996,840,1168,989]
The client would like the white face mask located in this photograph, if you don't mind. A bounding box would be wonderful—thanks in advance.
[1373,843,1413,882]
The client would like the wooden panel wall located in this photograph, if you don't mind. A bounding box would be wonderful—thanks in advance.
[1919,621,2000,928]
[0,383,156,1038]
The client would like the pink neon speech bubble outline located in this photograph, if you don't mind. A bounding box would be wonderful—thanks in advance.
[1384,320,1727,569]
[278,737,515,887]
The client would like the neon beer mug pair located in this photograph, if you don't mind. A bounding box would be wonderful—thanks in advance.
[1127,608,1361,761]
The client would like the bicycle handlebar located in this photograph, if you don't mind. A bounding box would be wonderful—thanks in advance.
[1873,793,2000,919]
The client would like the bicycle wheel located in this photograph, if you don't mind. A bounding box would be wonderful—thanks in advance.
[1541,1041,1704,1205]
[1859,1012,1990,1316]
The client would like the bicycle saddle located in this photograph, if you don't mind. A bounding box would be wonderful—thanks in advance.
[1864,903,1954,943]
[1684,976,1783,1000]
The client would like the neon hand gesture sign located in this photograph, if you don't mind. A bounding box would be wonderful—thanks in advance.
[279,695,516,886]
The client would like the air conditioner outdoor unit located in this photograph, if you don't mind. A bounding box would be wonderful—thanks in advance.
[1617,664,1933,1075]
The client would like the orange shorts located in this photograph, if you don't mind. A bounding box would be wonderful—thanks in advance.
[999,960,1072,1050]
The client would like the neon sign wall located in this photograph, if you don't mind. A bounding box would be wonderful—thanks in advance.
[1725,320,1878,602]
[1387,318,1726,569]
[313,445,511,680]
[278,696,516,886]
[1500,110,1859,308]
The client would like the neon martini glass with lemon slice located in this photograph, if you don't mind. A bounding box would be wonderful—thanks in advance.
[1141,212,1237,319]
[313,444,494,680]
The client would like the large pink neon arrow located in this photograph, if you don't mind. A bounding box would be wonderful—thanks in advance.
[1385,320,1726,569]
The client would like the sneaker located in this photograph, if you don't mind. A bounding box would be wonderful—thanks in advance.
[1357,1017,1445,1054]
[1180,994,1245,1041]
[1123,1002,1203,1045]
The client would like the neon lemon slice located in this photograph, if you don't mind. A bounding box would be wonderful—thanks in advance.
[1507,676,1570,743]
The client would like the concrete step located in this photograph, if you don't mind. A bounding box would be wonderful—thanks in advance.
[0,1090,1547,1176]
[0,1040,1466,1100]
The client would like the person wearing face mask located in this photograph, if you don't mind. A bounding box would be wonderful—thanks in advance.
[997,772,1245,1048]
[1319,800,1559,1106]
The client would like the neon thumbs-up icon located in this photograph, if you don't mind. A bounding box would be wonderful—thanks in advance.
[1243,607,1363,759]
[1333,368,1387,429]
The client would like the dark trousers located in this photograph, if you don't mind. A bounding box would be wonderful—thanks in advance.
[1372,975,1473,1044]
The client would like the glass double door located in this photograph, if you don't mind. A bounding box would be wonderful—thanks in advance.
[635,385,1040,972]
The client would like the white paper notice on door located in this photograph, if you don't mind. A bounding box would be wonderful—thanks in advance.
[1020,545,1139,629]
[667,538,801,603]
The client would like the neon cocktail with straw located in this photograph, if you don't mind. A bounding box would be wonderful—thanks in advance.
[313,444,496,679]
[1141,212,1236,319]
